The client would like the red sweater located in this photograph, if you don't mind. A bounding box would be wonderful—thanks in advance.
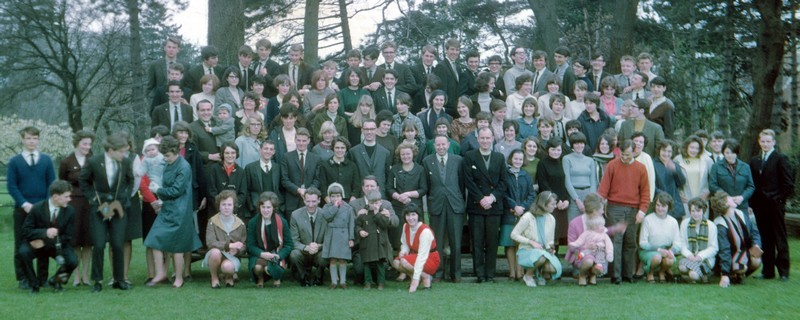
[597,158,650,211]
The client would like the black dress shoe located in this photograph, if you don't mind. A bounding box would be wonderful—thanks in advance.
[92,282,102,293]
[486,278,496,283]
[780,276,789,282]
[612,277,622,285]
[476,277,484,284]
[30,287,40,294]
[48,277,64,292]
[112,281,130,290]
[19,279,30,290]
[313,278,323,286]
[622,277,633,283]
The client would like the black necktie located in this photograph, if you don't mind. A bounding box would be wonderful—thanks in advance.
[29,153,35,166]
[388,91,393,112]
[299,152,305,185]
[310,215,316,238]
[51,208,58,226]
[172,105,180,127]
[426,66,431,75]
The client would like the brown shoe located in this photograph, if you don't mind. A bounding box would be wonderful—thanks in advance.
[364,283,372,290]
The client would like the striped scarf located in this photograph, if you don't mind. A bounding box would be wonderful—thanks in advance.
[723,213,749,272]
[688,219,711,271]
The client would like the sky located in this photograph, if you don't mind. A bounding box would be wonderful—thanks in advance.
[173,1,401,57]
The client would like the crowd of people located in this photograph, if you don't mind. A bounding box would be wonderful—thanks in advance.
[7,35,795,294]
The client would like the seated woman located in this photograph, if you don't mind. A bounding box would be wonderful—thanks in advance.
[202,190,247,288]
[247,192,293,288]
[710,191,762,288]
[678,198,718,283]
[392,203,440,293]
[511,191,563,287]
[638,192,682,284]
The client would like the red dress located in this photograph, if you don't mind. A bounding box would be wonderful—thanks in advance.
[400,224,440,275]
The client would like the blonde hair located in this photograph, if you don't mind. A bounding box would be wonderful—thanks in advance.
[350,95,376,128]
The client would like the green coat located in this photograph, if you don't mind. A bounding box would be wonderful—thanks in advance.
[247,214,293,279]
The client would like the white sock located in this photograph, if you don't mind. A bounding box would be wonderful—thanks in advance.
[330,264,339,284]
[338,264,347,284]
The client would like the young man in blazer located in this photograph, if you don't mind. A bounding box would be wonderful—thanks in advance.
[750,129,795,281]
[462,127,507,283]
[151,81,195,131]
[372,70,399,114]
[281,44,314,92]
[531,50,555,96]
[380,40,417,95]
[183,45,224,94]
[17,180,77,293]
[424,135,466,282]
[289,188,328,286]
[433,38,462,118]
[240,140,282,220]
[147,36,181,103]
[280,128,321,213]
[79,133,134,292]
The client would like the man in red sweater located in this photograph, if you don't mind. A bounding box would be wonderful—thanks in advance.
[597,140,650,284]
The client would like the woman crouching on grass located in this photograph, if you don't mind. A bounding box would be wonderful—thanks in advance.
[711,191,762,288]
[638,192,681,284]
[393,204,440,293]
[677,198,718,284]
[247,192,293,288]
[202,190,247,289]
[511,191,563,287]
[567,193,619,286]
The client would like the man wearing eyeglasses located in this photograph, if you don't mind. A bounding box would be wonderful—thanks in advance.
[502,47,534,96]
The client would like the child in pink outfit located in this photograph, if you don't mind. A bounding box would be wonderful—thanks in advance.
[569,216,614,276]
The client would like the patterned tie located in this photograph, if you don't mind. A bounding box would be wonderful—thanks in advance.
[439,156,446,181]
[533,71,540,91]
[51,208,58,226]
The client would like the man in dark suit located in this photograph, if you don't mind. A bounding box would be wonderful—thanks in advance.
[588,53,612,94]
[531,50,555,96]
[424,135,466,282]
[190,100,221,164]
[151,81,194,131]
[183,45,224,94]
[150,63,193,110]
[348,120,391,198]
[485,55,506,101]
[289,188,328,286]
[459,50,481,97]
[147,36,181,103]
[380,41,417,95]
[371,70,399,114]
[252,39,281,98]
[17,180,77,293]
[462,127,507,283]
[280,128,320,213]
[189,99,219,247]
[433,38,462,118]
[240,140,282,220]
[358,46,385,93]
[234,45,255,92]
[411,45,438,97]
[281,44,314,92]
[79,133,134,292]
[749,129,795,281]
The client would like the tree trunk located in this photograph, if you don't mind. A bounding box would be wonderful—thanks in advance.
[793,0,799,145]
[718,0,735,137]
[741,0,785,159]
[304,0,320,67]
[338,0,352,53]
[127,0,149,150]
[527,0,560,69]
[208,0,244,66]
[608,0,638,73]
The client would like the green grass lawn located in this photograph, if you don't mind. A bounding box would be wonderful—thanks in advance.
[1,208,799,319]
